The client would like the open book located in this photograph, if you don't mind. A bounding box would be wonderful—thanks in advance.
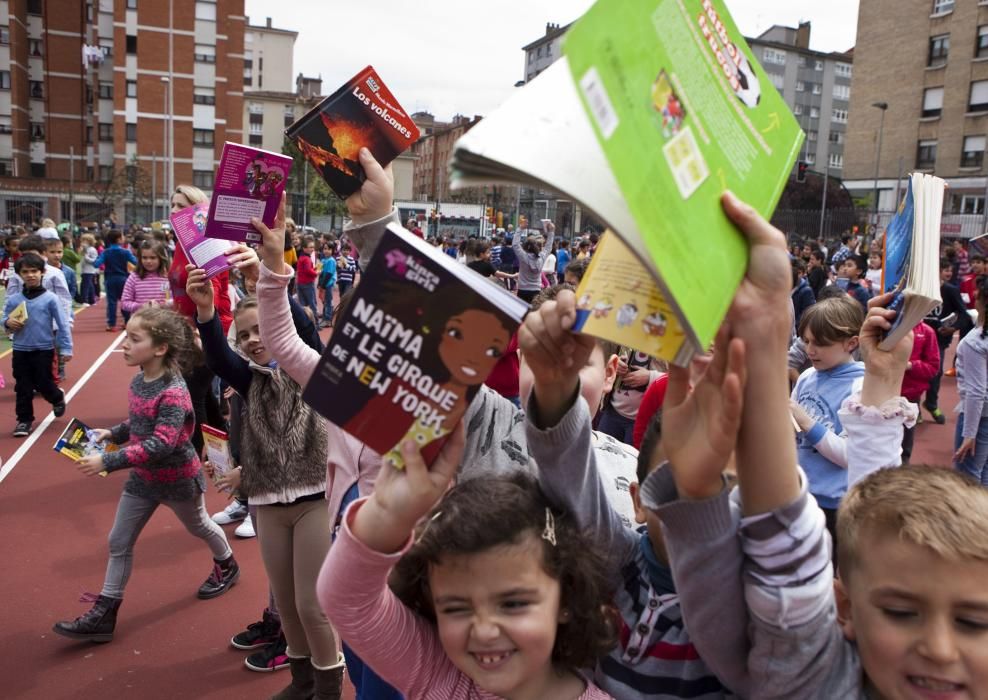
[880,172,946,350]
[450,0,802,357]
[302,223,528,467]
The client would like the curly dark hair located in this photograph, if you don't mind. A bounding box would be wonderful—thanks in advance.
[130,306,203,380]
[391,472,618,670]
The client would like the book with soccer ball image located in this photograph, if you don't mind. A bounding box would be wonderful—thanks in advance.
[450,0,803,360]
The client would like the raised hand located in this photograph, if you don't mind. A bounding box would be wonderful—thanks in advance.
[345,148,395,225]
[251,191,288,274]
[225,243,261,288]
[185,264,215,318]
[858,292,914,409]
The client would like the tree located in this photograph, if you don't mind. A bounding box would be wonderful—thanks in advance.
[281,137,346,225]
[88,156,154,224]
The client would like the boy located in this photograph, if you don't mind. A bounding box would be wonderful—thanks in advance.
[317,243,336,329]
[806,248,828,299]
[7,234,73,326]
[790,258,815,328]
[4,253,72,436]
[839,255,871,311]
[520,286,747,697]
[789,295,865,538]
[924,257,974,422]
[45,237,76,382]
[93,230,137,331]
[959,253,986,309]
[555,238,571,282]
[294,236,319,322]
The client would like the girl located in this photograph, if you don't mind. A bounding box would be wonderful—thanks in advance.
[318,431,617,699]
[953,274,988,486]
[512,224,555,303]
[186,265,345,695]
[120,240,171,315]
[52,307,238,644]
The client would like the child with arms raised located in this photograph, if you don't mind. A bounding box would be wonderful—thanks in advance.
[317,425,618,698]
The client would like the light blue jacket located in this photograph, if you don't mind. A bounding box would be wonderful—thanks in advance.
[3,288,72,354]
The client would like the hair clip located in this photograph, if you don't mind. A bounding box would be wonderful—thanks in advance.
[542,507,557,547]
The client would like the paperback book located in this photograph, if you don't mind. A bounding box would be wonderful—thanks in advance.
[285,66,420,199]
[53,417,117,476]
[302,223,528,467]
[205,142,292,244]
[880,172,946,349]
[171,202,232,279]
[201,424,234,491]
[8,301,27,325]
[450,0,802,358]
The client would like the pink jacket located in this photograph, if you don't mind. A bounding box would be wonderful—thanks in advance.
[317,499,613,700]
[901,321,941,402]
[256,262,381,524]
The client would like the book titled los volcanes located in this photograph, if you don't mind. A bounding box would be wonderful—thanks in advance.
[302,224,528,467]
[285,66,420,199]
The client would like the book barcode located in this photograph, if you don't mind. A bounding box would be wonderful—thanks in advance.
[579,67,619,140]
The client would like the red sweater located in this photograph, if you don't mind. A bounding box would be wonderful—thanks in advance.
[484,331,520,399]
[632,374,669,449]
[901,321,941,402]
[168,246,233,333]
[296,253,318,285]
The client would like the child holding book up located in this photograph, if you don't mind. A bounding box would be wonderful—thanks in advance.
[53,307,238,644]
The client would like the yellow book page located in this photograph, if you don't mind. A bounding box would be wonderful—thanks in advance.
[574,232,689,363]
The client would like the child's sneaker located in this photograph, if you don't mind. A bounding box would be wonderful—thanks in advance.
[231,608,281,650]
[244,633,289,672]
[234,514,256,538]
[53,400,66,418]
[212,501,248,525]
[197,556,239,599]
[13,421,31,437]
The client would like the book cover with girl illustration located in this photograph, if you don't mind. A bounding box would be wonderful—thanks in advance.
[172,201,232,280]
[285,66,420,198]
[302,223,528,467]
[204,142,292,244]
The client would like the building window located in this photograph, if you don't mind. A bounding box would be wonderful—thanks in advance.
[30,122,44,140]
[970,80,988,111]
[0,28,9,45]
[243,68,252,86]
[763,48,786,65]
[27,0,42,14]
[98,123,113,141]
[810,106,820,119]
[962,135,986,167]
[0,72,10,90]
[528,52,534,64]
[126,80,137,98]
[769,72,784,89]
[812,83,822,95]
[917,139,938,168]
[805,153,815,165]
[536,47,542,58]
[923,87,944,117]
[835,62,852,77]
[958,194,985,214]
[194,44,215,63]
[796,80,805,92]
[978,26,988,58]
[193,128,214,146]
[98,81,113,99]
[28,39,43,56]
[829,153,843,169]
[248,133,263,147]
[815,60,823,71]
[932,0,955,14]
[30,163,45,178]
[284,109,295,128]
[100,43,112,58]
[832,108,847,123]
[929,34,950,67]
[798,56,807,67]
[86,125,92,143]
[195,1,217,21]
[193,87,215,105]
[193,170,214,189]
[126,35,137,54]
[127,0,137,8]
[0,160,12,176]
[833,84,850,100]
[793,103,804,116]
[30,81,43,99]
[807,130,818,142]
[829,131,843,144]
[248,112,263,125]
[99,165,113,182]
[0,116,12,134]
[126,123,137,142]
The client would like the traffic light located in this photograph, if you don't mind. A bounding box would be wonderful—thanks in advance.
[797,161,808,183]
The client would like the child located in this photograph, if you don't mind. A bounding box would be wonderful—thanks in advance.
[94,229,138,331]
[519,287,748,697]
[295,236,319,321]
[1,234,19,286]
[924,257,975,423]
[80,232,99,304]
[563,257,589,286]
[838,254,871,311]
[790,257,816,328]
[52,307,238,643]
[336,242,357,297]
[7,234,73,325]
[864,250,883,294]
[953,274,988,486]
[789,295,865,540]
[120,240,171,315]
[317,242,336,329]
[513,225,555,302]
[45,236,77,301]
[317,428,618,699]
[3,253,71,436]
[900,320,939,463]
[598,347,665,446]
[806,248,828,298]
[555,238,571,283]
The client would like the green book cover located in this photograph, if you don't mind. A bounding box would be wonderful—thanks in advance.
[563,0,803,349]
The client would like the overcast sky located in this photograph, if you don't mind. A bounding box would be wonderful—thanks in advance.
[245,0,860,121]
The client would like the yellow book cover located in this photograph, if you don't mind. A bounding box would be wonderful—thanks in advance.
[573,232,694,365]
[8,301,27,325]
[201,424,233,488]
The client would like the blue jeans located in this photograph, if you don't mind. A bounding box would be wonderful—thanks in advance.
[597,404,635,445]
[321,286,334,323]
[81,273,97,304]
[297,283,318,321]
[105,274,127,328]
[954,413,988,486]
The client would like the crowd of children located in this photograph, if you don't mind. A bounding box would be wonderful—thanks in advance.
[6,146,981,700]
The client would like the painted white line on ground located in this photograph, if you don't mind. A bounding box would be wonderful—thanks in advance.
[0,332,126,485]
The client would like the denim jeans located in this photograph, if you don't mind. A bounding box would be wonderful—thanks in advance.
[954,413,988,486]
[81,273,97,304]
[925,334,953,409]
[597,404,636,445]
[296,283,318,321]
[105,274,127,328]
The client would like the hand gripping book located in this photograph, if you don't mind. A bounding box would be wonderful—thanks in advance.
[8,301,27,325]
[53,417,117,476]
[302,223,529,468]
[201,424,234,491]
[285,66,420,199]
[171,202,232,280]
[450,0,802,358]
[879,173,946,350]
[205,142,293,244]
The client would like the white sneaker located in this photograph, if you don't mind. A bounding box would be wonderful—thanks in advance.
[212,501,248,525]
[235,514,256,538]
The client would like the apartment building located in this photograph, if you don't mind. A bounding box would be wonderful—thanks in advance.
[0,0,245,225]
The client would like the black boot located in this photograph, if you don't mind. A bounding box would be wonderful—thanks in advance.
[198,555,240,599]
[270,656,314,700]
[52,595,122,643]
[313,653,345,700]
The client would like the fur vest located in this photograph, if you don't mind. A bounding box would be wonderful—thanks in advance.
[239,367,329,501]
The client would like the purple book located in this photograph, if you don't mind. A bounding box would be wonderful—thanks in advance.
[171,202,231,279]
[205,142,293,244]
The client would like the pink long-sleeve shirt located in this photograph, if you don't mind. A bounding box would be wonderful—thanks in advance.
[317,498,612,700]
[121,272,170,313]
[256,261,381,524]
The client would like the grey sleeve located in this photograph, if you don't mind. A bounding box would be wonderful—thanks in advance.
[458,385,533,479]
[642,475,751,697]
[343,207,402,273]
[788,336,809,372]
[525,391,637,574]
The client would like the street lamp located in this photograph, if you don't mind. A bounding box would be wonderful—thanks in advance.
[871,101,888,235]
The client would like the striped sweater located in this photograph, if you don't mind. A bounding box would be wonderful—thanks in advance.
[103,372,205,501]
[121,272,170,313]
[526,397,737,699]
